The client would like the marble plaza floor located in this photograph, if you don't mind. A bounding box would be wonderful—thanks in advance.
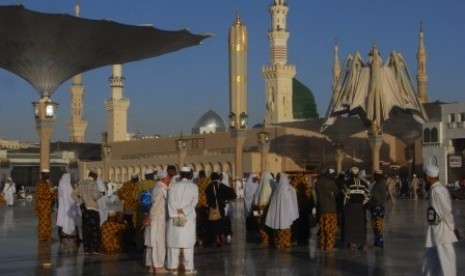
[0,198,464,276]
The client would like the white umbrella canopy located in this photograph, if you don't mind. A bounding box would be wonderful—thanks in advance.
[0,5,210,97]
[321,44,428,133]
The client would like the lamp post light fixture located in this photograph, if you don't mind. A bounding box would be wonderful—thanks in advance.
[239,112,248,129]
[229,112,236,129]
[32,97,59,171]
[257,130,271,172]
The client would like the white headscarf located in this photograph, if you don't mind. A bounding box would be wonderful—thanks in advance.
[244,174,258,216]
[56,173,78,235]
[221,172,230,187]
[254,171,273,206]
[265,173,299,229]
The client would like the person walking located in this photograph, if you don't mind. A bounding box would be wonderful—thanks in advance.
[2,177,16,206]
[35,169,57,242]
[265,173,299,251]
[367,170,387,249]
[166,167,198,275]
[343,167,371,250]
[314,168,339,251]
[144,170,170,273]
[56,172,78,240]
[205,172,236,246]
[72,171,103,255]
[421,165,458,276]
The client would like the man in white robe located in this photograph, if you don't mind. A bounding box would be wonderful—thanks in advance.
[144,170,170,273]
[56,173,78,238]
[2,177,16,206]
[422,165,458,276]
[166,167,198,274]
[244,174,259,232]
[97,177,109,226]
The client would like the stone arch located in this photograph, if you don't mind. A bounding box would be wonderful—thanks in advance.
[222,162,232,176]
[213,162,222,173]
[109,167,115,182]
[431,127,438,142]
[203,163,212,175]
[121,167,128,182]
[114,167,120,183]
[423,128,431,143]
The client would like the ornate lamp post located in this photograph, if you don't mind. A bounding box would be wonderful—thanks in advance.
[230,113,247,179]
[175,135,188,168]
[257,130,270,172]
[32,97,59,171]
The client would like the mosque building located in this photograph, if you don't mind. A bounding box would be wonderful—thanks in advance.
[0,0,463,187]
[81,0,437,184]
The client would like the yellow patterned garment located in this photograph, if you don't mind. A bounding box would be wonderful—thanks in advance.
[116,181,138,224]
[35,180,57,242]
[101,219,126,253]
[197,177,210,208]
[132,180,156,201]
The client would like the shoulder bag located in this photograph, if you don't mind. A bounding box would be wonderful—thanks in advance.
[208,184,222,221]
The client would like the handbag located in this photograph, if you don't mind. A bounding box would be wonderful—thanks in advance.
[208,184,222,221]
[172,216,187,227]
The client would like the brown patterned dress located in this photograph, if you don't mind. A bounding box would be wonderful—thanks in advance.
[101,219,126,253]
[35,180,57,242]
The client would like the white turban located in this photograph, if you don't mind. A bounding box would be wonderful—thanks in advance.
[425,165,439,178]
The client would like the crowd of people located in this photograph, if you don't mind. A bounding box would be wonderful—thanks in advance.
[25,163,461,275]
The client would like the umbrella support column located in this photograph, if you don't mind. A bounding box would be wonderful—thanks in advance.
[368,134,383,174]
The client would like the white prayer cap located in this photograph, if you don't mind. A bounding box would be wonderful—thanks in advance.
[144,168,154,175]
[328,168,336,174]
[108,210,117,217]
[180,166,191,173]
[7,177,12,181]
[157,170,167,179]
[41,168,50,173]
[350,167,359,175]
[425,165,439,178]
[412,174,417,177]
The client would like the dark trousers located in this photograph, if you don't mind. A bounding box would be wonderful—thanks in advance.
[196,206,209,243]
[207,219,224,245]
[81,206,101,253]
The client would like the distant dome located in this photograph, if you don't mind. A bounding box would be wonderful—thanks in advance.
[192,109,227,134]
[293,78,319,119]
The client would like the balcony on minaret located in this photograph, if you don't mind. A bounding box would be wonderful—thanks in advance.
[109,75,124,87]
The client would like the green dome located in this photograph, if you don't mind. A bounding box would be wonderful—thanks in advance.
[293,78,318,119]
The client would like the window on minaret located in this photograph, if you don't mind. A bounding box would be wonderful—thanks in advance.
[235,44,241,51]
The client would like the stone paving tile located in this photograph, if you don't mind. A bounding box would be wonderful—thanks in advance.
[0,199,464,275]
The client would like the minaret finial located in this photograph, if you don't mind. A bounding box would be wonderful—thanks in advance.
[75,0,80,17]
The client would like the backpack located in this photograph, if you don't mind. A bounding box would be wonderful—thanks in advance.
[140,190,152,213]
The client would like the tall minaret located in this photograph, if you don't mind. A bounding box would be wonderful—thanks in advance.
[332,41,341,94]
[67,1,87,143]
[416,22,429,104]
[262,0,296,125]
[229,12,248,129]
[105,64,130,142]
[229,12,248,179]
